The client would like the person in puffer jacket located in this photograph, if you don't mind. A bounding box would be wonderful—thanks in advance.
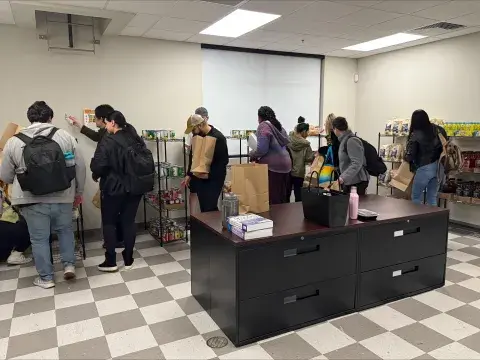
[288,123,315,202]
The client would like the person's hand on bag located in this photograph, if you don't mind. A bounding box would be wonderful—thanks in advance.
[69,116,83,129]
[181,175,191,188]
[74,195,83,207]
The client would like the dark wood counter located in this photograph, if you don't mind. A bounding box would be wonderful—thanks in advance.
[191,195,449,346]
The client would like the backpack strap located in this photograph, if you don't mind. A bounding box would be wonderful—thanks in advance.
[14,133,32,146]
[343,135,357,156]
[46,127,59,139]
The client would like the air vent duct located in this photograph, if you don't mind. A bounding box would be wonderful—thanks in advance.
[414,22,466,31]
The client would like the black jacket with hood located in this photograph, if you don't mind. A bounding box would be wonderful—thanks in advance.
[405,124,447,171]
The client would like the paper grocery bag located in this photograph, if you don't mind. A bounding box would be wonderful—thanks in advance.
[230,163,269,214]
[92,189,101,209]
[0,123,23,151]
[390,161,414,192]
[191,135,216,179]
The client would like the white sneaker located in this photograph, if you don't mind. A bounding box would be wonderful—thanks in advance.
[7,251,32,265]
[63,265,76,280]
[33,277,55,289]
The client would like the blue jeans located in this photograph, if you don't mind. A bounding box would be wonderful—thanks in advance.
[412,162,438,206]
[21,203,76,281]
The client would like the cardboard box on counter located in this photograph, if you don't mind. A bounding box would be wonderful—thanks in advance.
[0,122,23,151]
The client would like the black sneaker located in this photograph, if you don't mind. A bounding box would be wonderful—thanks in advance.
[97,261,118,272]
[122,250,134,270]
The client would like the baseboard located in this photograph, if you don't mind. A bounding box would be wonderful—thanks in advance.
[450,220,480,231]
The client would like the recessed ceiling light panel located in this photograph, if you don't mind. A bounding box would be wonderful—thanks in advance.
[343,32,427,52]
[200,9,281,38]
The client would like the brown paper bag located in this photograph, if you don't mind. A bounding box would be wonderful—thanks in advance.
[92,189,101,209]
[0,123,23,151]
[390,161,414,192]
[230,163,269,214]
[191,135,216,179]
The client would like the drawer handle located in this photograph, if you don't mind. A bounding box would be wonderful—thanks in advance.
[284,290,320,305]
[392,266,419,277]
[394,227,420,237]
[283,245,320,258]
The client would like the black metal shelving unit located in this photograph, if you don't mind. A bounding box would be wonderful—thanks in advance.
[376,133,405,195]
[142,137,189,246]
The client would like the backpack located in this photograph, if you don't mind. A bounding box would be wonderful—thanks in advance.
[14,128,74,196]
[344,135,387,177]
[112,136,155,195]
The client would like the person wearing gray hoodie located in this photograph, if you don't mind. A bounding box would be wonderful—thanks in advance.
[250,106,291,204]
[0,101,86,289]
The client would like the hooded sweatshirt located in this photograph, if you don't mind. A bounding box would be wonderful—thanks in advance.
[0,123,86,206]
[250,121,291,173]
[288,133,315,178]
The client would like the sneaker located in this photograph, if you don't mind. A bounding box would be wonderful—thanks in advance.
[7,251,32,265]
[33,277,55,289]
[97,261,118,272]
[63,265,76,280]
[121,250,134,270]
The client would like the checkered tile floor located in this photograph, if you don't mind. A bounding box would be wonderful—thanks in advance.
[3,231,480,359]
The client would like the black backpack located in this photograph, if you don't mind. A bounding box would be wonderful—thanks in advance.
[113,136,155,195]
[15,128,75,196]
[344,135,387,177]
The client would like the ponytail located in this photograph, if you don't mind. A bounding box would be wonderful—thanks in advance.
[106,110,143,143]
[258,106,282,132]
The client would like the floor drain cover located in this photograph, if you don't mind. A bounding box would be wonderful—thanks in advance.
[207,336,228,348]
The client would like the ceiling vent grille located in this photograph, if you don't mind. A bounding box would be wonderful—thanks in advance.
[414,22,466,31]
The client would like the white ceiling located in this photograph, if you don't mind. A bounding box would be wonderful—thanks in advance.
[2,0,480,58]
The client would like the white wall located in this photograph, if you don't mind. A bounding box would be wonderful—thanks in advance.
[0,25,202,230]
[356,32,480,225]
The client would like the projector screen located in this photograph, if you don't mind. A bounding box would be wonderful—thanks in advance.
[202,49,322,154]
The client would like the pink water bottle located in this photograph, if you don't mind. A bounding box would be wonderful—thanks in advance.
[349,187,359,220]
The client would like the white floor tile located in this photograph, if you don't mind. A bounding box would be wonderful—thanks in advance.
[360,332,424,359]
[449,233,461,240]
[84,241,103,251]
[414,290,465,312]
[106,325,157,358]
[96,295,138,317]
[449,263,480,277]
[0,279,18,292]
[14,286,54,303]
[128,257,148,269]
[137,247,167,257]
[448,241,469,251]
[361,306,416,331]
[54,267,87,283]
[87,272,124,289]
[56,317,105,347]
[188,311,219,334]
[421,313,479,341]
[220,345,273,360]
[166,282,191,300]
[459,278,480,293]
[0,303,13,321]
[448,251,478,262]
[82,255,106,268]
[297,322,356,354]
[18,266,38,279]
[150,262,184,276]
[160,335,216,360]
[10,310,56,336]
[54,289,94,310]
[125,277,163,294]
[140,300,185,325]
[429,342,480,359]
[170,250,190,261]
[0,338,8,360]
[135,234,155,243]
[11,347,59,360]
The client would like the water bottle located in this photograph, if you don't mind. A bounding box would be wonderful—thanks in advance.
[222,193,239,228]
[64,151,75,167]
[349,186,359,220]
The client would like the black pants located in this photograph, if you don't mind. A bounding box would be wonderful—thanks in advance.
[0,220,31,260]
[344,181,369,195]
[291,176,304,202]
[196,176,225,212]
[101,193,142,265]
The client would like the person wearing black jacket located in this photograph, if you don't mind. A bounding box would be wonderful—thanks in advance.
[90,111,146,272]
[182,114,228,212]
[405,110,447,206]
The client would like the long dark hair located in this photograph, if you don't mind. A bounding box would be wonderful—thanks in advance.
[106,111,143,143]
[410,109,434,139]
[258,106,282,132]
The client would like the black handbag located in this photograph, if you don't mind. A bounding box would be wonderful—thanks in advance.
[301,171,350,227]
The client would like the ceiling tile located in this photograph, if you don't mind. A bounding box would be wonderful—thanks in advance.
[336,1,382,7]
[42,0,108,8]
[450,13,480,27]
[277,34,355,49]
[367,15,437,34]
[414,1,480,21]
[434,26,480,39]
[167,0,234,22]
[326,49,362,57]
[300,21,369,38]
[127,14,160,28]
[153,17,209,33]
[203,0,243,6]
[336,8,403,27]
[288,1,363,22]
[106,0,177,15]
[260,42,302,52]
[240,0,313,16]
[120,27,148,37]
[294,45,331,55]
[187,33,231,45]
[0,1,14,25]
[371,1,447,14]
[239,30,291,42]
[226,39,269,48]
[143,29,193,41]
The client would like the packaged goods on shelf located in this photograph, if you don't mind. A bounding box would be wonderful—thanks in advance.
[384,118,409,136]
[148,217,186,243]
[231,130,256,139]
[443,122,480,137]
[142,129,176,140]
[308,125,321,136]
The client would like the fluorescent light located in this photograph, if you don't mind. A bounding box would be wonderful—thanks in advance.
[200,9,280,38]
[343,33,427,52]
